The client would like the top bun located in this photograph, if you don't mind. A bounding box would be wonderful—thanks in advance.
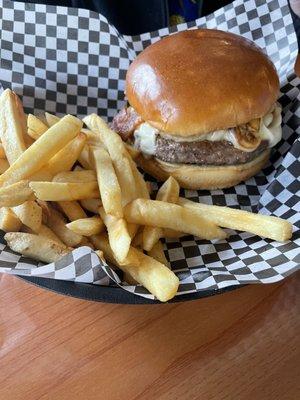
[126,29,279,137]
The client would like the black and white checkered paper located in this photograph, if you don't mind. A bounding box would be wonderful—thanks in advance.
[0,0,299,300]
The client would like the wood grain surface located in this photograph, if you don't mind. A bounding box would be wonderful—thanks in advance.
[0,273,299,400]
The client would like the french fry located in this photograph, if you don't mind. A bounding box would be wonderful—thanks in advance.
[58,201,87,221]
[46,132,86,174]
[92,146,123,218]
[0,115,82,185]
[132,231,143,248]
[27,114,48,140]
[24,134,35,148]
[30,181,99,201]
[0,180,34,207]
[148,240,169,268]
[82,128,102,147]
[53,170,96,183]
[36,200,51,224]
[0,159,9,173]
[46,208,82,247]
[91,234,179,302]
[179,198,293,242]
[127,223,139,239]
[30,132,87,181]
[83,114,137,205]
[22,224,65,246]
[125,143,140,160]
[78,145,93,169]
[34,113,49,126]
[0,89,27,164]
[90,234,117,264]
[12,201,42,232]
[157,176,180,203]
[127,156,150,199]
[0,144,6,159]
[0,208,22,232]
[4,232,71,263]
[66,216,104,236]
[163,229,185,239]
[37,225,65,245]
[99,207,131,263]
[143,177,180,251]
[80,199,102,214]
[45,112,60,127]
[124,199,226,240]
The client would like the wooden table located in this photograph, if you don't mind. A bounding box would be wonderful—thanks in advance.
[0,272,299,400]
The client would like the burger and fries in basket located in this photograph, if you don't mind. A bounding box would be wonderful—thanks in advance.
[0,30,293,302]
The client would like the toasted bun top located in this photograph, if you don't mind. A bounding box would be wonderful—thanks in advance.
[126,29,279,136]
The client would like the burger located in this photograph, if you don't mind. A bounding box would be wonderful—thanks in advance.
[111,29,282,190]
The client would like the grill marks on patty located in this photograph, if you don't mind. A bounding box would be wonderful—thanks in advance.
[111,107,267,166]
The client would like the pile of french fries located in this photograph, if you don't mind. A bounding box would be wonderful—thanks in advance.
[0,89,293,302]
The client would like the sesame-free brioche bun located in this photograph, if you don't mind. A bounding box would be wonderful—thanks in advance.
[136,149,270,190]
[126,29,279,137]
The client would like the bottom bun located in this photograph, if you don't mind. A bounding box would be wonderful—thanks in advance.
[136,149,270,190]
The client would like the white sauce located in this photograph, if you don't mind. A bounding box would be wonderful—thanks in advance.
[133,103,282,155]
[134,123,157,155]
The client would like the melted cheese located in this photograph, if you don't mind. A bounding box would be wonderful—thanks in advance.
[133,103,282,155]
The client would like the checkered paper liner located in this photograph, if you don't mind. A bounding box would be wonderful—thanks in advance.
[0,0,299,301]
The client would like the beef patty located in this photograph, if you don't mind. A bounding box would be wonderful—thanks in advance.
[111,107,268,166]
[155,136,268,165]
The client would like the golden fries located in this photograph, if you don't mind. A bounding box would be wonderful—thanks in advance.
[179,198,293,242]
[53,170,96,183]
[45,112,60,127]
[148,240,169,267]
[30,133,88,181]
[22,224,65,246]
[80,198,102,214]
[0,208,22,232]
[99,208,131,263]
[0,115,82,185]
[91,234,179,302]
[37,225,65,245]
[0,144,6,159]
[125,199,226,240]
[92,146,123,218]
[163,229,185,239]
[4,232,71,263]
[0,180,34,207]
[78,144,93,169]
[12,201,42,232]
[127,156,150,199]
[27,114,48,139]
[58,201,87,221]
[0,89,27,164]
[30,133,86,182]
[143,176,180,251]
[0,159,9,173]
[83,114,137,205]
[66,217,104,236]
[30,181,99,201]
[37,200,51,224]
[46,208,82,247]
[42,132,86,177]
